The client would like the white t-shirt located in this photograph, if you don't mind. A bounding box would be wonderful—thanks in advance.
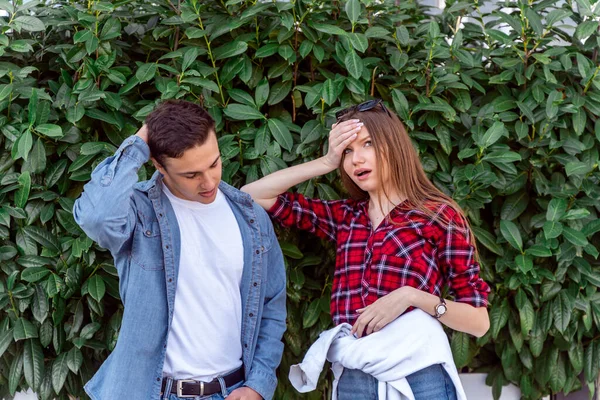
[162,185,244,381]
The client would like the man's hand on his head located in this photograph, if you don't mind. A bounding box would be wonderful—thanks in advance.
[135,124,149,143]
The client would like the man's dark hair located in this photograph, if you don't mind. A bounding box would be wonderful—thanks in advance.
[145,100,215,167]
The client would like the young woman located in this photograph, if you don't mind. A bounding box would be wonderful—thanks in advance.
[242,99,490,399]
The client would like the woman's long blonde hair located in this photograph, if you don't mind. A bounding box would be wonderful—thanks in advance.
[337,103,475,241]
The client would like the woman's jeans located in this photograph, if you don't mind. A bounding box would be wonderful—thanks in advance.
[337,364,457,400]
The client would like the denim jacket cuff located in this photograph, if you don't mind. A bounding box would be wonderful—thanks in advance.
[119,135,150,164]
[244,368,277,400]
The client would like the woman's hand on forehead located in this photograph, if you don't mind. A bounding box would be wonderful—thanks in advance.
[324,119,363,168]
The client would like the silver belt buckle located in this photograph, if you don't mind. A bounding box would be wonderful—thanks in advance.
[177,379,201,398]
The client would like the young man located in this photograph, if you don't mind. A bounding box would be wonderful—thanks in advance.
[73,100,286,400]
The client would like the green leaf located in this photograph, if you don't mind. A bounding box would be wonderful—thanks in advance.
[303,299,321,328]
[87,275,106,302]
[268,118,294,151]
[477,121,505,149]
[345,0,361,24]
[15,16,45,32]
[13,318,38,341]
[135,63,157,83]
[23,339,44,391]
[482,151,521,164]
[23,226,61,253]
[213,41,248,60]
[66,347,83,373]
[9,350,23,396]
[0,327,14,358]
[553,291,572,333]
[21,267,51,283]
[472,227,504,255]
[546,198,567,221]
[546,90,562,119]
[29,137,46,174]
[500,220,523,252]
[223,104,264,121]
[575,21,599,41]
[451,331,470,368]
[255,79,269,108]
[14,129,34,161]
[516,254,533,273]
[311,23,347,36]
[572,109,586,135]
[562,226,588,246]
[524,8,543,36]
[182,47,199,72]
[268,81,292,106]
[279,242,303,259]
[490,299,510,339]
[15,171,31,209]
[500,191,528,221]
[344,48,363,79]
[321,79,336,106]
[543,220,563,239]
[36,124,63,138]
[52,352,69,394]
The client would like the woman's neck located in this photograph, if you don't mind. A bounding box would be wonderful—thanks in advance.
[368,190,405,215]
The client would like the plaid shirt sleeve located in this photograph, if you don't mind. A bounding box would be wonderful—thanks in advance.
[427,205,490,307]
[267,192,343,242]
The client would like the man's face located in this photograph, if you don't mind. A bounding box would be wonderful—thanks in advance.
[153,131,222,204]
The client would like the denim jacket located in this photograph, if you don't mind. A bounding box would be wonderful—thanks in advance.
[73,136,286,400]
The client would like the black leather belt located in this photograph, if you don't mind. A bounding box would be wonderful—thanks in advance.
[161,366,244,398]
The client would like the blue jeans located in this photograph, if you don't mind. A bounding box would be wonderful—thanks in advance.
[337,364,457,400]
[162,378,245,400]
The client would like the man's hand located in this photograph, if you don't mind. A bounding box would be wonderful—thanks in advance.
[135,124,149,143]
[351,286,416,338]
[225,386,262,400]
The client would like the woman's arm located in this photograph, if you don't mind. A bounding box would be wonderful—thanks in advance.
[241,119,362,210]
[351,286,490,338]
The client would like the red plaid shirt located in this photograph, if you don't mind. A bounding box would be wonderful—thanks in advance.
[269,193,490,326]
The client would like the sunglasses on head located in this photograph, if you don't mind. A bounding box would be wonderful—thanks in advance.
[335,99,392,121]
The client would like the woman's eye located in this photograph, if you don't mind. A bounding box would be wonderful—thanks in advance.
[365,140,372,147]
[343,148,352,154]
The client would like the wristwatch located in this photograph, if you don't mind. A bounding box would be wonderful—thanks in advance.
[434,297,447,319]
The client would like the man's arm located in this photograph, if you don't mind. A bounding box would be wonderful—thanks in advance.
[73,126,150,256]
[241,217,287,400]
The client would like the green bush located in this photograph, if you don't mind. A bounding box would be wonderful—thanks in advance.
[0,0,599,399]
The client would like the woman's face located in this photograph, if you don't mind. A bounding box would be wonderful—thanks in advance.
[342,126,386,195]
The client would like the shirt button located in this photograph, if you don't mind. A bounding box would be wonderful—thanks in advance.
[159,213,163,217]
[168,278,172,282]
[244,343,248,348]
[255,249,259,254]
[165,245,169,249]
[249,313,254,317]
[253,282,257,287]
[156,378,160,381]
[250,219,255,224]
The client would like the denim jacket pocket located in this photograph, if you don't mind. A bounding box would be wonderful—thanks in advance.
[131,211,164,271]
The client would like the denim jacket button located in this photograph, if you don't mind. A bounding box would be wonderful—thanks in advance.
[253,282,258,287]
[250,219,255,224]
[255,249,259,254]
[249,313,254,317]
[145,230,152,236]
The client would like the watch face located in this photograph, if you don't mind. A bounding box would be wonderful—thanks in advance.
[437,304,447,315]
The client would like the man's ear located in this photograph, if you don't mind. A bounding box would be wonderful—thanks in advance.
[151,157,165,174]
